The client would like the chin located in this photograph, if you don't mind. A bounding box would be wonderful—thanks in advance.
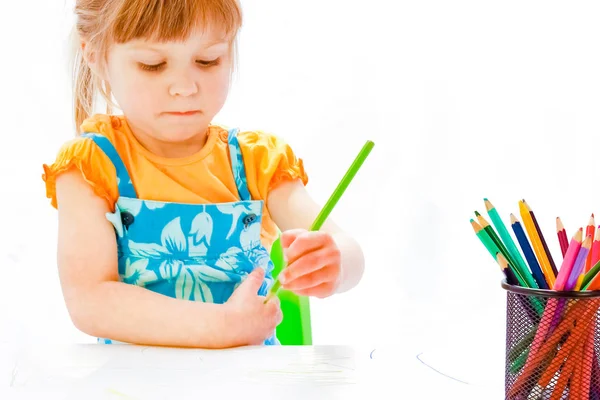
[157,125,208,143]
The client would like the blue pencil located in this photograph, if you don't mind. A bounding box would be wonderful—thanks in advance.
[510,213,549,290]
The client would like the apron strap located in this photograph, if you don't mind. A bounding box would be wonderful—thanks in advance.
[227,128,252,201]
[80,133,138,199]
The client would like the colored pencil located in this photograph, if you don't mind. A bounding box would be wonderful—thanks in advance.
[549,233,589,338]
[265,139,375,302]
[553,228,583,291]
[565,235,592,291]
[471,219,526,286]
[496,253,520,286]
[583,259,600,290]
[557,216,569,257]
[472,200,600,399]
[509,301,591,397]
[475,212,534,288]
[524,200,559,279]
[581,325,596,399]
[575,274,585,291]
[519,200,556,287]
[485,199,536,289]
[586,214,596,273]
[510,214,549,289]
[592,226,600,266]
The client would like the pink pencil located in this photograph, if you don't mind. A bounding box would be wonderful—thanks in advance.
[553,228,583,290]
[565,235,592,290]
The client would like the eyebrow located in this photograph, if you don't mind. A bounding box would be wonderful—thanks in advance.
[128,41,229,52]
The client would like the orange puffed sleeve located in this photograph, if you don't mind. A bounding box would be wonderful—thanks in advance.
[42,136,119,210]
[237,130,309,201]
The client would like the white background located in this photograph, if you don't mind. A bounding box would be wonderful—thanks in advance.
[2,0,600,393]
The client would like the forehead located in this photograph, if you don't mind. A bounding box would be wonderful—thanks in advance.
[120,26,231,52]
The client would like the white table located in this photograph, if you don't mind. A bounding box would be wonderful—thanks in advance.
[0,341,504,399]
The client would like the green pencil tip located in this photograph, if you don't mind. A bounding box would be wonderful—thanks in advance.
[483,198,488,201]
[474,211,481,216]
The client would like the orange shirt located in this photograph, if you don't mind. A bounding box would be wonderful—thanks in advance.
[42,114,308,248]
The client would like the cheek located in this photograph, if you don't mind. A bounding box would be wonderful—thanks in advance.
[111,71,163,114]
[202,69,230,109]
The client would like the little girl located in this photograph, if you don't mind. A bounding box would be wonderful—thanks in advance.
[42,0,365,348]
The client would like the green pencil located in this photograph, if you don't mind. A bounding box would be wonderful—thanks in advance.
[582,259,600,290]
[471,219,526,286]
[484,198,538,289]
[265,140,375,302]
[471,219,544,315]
[475,211,533,287]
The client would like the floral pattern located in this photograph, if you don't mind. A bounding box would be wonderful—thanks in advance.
[80,129,278,346]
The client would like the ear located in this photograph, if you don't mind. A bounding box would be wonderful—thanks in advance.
[81,41,109,81]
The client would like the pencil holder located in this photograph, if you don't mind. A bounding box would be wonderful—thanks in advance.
[503,280,600,399]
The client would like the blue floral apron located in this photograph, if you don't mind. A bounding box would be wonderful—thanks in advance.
[80,128,278,345]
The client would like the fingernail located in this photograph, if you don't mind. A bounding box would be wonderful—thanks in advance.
[279,273,286,283]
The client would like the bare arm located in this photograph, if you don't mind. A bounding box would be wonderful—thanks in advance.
[267,179,365,293]
[55,170,236,348]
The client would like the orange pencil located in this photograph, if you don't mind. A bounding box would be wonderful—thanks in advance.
[524,200,558,277]
[549,353,576,400]
[571,335,586,400]
[557,216,569,257]
[581,324,596,399]
[537,304,596,388]
[519,200,556,287]
[585,214,595,272]
[510,301,591,397]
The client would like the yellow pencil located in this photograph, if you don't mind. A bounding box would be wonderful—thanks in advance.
[518,200,556,287]
[575,273,585,291]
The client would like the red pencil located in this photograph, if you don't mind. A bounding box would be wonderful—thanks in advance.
[556,217,568,257]
[591,225,600,267]
[585,214,596,272]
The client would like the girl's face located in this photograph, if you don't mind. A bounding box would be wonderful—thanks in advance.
[102,27,232,147]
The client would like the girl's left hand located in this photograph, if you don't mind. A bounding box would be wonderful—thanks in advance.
[277,229,342,299]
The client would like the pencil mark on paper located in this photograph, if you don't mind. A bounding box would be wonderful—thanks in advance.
[415,352,469,385]
[10,363,18,387]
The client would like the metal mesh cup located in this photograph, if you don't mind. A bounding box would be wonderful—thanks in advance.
[502,280,600,399]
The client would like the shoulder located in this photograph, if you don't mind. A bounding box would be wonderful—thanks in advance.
[41,114,121,210]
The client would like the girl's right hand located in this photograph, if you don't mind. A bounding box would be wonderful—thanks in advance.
[225,268,283,346]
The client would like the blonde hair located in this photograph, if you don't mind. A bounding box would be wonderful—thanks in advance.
[71,0,242,133]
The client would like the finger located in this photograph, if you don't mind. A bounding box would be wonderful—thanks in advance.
[280,246,340,283]
[293,282,336,299]
[280,229,306,250]
[233,268,265,297]
[266,295,281,308]
[283,231,329,264]
[283,265,338,291]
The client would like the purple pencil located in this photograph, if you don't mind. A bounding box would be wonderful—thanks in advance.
[565,235,593,290]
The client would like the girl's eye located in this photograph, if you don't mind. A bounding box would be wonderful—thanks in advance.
[138,58,220,72]
[196,58,220,67]
[139,62,166,72]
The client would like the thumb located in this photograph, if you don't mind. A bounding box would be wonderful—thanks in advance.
[280,229,305,250]
[233,268,265,297]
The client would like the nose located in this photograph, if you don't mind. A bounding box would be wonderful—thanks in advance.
[168,71,198,97]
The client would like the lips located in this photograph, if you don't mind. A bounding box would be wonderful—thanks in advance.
[164,110,201,116]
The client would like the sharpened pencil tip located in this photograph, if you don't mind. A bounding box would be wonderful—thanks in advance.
[484,198,494,211]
